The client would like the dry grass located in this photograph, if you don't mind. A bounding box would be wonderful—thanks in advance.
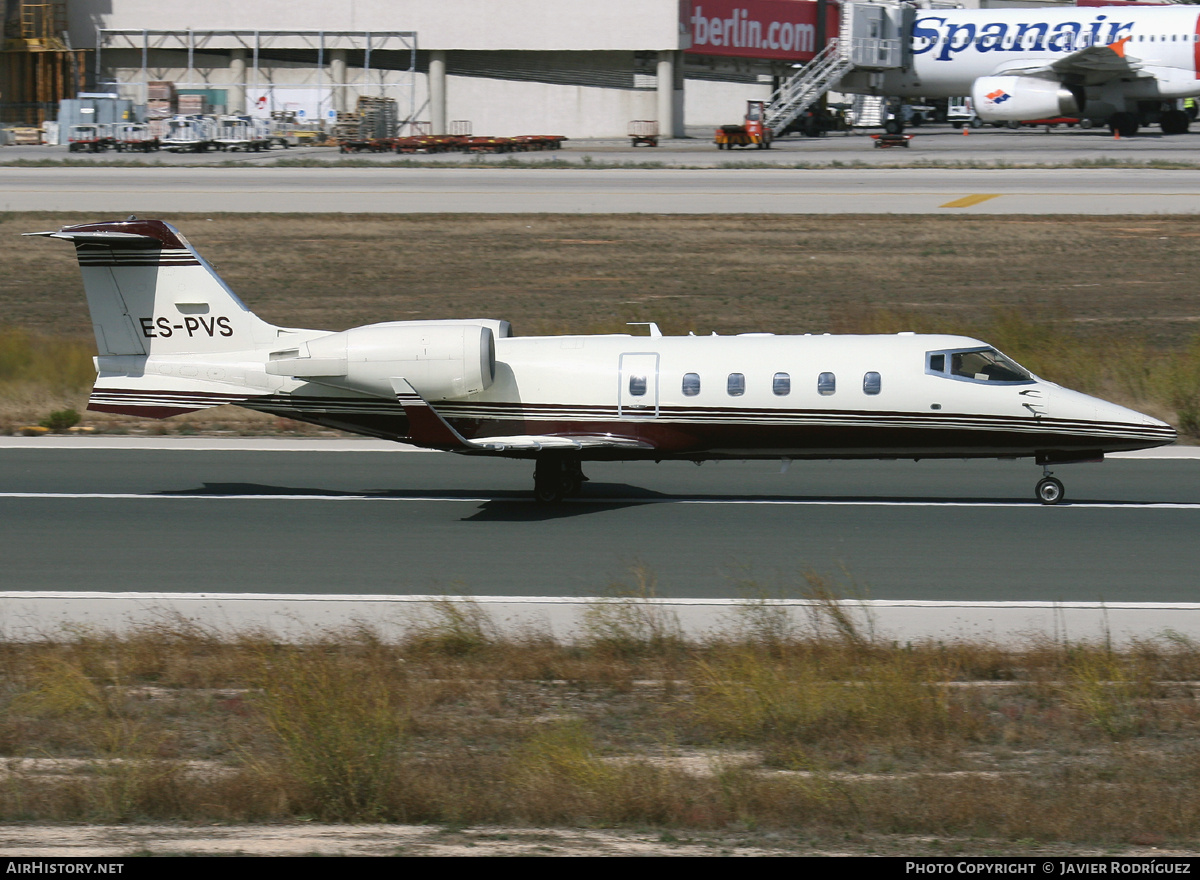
[1,598,1200,847]
[2,212,1199,435]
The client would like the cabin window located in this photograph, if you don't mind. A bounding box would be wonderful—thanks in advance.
[629,375,647,397]
[727,373,745,396]
[772,372,791,396]
[817,372,836,396]
[863,372,882,395]
[928,353,946,373]
[682,372,701,396]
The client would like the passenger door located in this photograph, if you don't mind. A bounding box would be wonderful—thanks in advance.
[618,353,659,419]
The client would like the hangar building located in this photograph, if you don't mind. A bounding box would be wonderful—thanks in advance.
[12,0,842,136]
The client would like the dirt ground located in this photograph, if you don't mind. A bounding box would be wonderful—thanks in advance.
[1,824,1195,857]
[5,212,1200,347]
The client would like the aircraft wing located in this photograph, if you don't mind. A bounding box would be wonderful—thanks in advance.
[392,379,651,453]
[999,39,1148,86]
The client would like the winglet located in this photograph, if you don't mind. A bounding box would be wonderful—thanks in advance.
[391,378,477,451]
[1107,35,1131,58]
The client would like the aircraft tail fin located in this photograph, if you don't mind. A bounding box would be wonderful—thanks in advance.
[26,218,277,357]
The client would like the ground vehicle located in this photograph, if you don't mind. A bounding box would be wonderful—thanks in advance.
[714,100,774,149]
[946,98,982,129]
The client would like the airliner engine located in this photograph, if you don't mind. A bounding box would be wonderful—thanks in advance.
[266,320,504,400]
[971,76,1084,122]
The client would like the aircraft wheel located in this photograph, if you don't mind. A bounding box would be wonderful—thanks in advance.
[1161,110,1190,135]
[534,478,564,504]
[1035,477,1065,505]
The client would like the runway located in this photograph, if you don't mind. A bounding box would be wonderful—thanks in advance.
[5,165,1200,213]
[2,440,1196,602]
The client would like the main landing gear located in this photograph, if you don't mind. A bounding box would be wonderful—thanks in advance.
[533,454,588,503]
[1035,465,1065,505]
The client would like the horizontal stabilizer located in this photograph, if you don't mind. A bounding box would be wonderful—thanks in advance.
[90,374,270,419]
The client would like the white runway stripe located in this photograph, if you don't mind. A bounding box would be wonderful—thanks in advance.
[1,491,1197,509]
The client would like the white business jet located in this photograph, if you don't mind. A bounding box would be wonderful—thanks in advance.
[28,219,1175,503]
[842,5,1200,136]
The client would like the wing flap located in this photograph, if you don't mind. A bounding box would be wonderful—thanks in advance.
[992,40,1146,85]
[391,379,651,453]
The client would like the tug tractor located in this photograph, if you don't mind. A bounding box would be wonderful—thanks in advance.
[714,100,774,150]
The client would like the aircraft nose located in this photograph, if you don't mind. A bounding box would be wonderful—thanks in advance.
[1096,398,1177,446]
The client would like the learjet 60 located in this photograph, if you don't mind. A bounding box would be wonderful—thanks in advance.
[29,219,1176,503]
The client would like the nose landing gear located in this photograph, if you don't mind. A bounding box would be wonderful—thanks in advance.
[1035,465,1065,505]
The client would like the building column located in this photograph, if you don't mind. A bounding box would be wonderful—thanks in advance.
[672,49,685,138]
[330,49,348,113]
[228,48,246,115]
[656,51,673,140]
[429,50,446,135]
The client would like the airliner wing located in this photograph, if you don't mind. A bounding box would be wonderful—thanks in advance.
[392,379,651,453]
[999,40,1148,86]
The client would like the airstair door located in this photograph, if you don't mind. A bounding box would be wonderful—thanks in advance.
[618,353,660,419]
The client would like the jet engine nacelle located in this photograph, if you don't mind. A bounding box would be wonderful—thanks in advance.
[971,76,1084,122]
[267,320,503,400]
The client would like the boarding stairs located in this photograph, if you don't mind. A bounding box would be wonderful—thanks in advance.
[850,94,886,128]
[763,1,903,136]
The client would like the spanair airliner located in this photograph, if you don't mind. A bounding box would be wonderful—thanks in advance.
[839,4,1200,136]
[27,219,1176,503]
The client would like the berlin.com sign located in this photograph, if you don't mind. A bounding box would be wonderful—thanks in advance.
[680,0,837,62]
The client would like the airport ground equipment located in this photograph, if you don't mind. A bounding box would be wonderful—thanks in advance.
[870,133,911,148]
[112,123,159,152]
[764,2,904,136]
[714,101,773,149]
[66,124,114,152]
[628,120,659,147]
[160,116,215,152]
[213,116,271,152]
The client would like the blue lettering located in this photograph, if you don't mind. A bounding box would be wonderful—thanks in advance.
[1106,21,1135,44]
[1049,22,1082,52]
[1015,23,1049,52]
[978,22,1008,52]
[913,14,1132,62]
[911,16,945,55]
[937,23,977,61]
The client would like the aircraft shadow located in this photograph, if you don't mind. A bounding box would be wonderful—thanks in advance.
[159,482,1132,512]
[463,484,661,521]
[160,482,521,501]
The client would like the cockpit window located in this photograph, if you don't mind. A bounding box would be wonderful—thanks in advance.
[926,347,1033,385]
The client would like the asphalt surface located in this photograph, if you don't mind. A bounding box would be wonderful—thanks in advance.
[2,444,1196,601]
[4,165,1200,214]
[8,124,1200,166]
[5,126,1200,213]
